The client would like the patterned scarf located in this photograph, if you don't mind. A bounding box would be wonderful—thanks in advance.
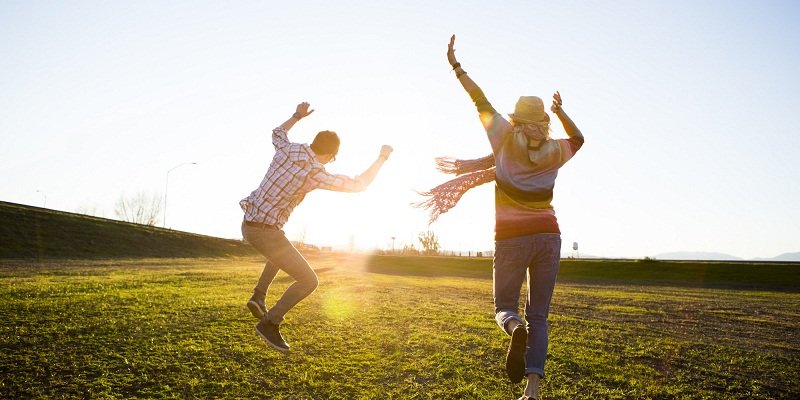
[414,154,496,224]
[415,124,550,224]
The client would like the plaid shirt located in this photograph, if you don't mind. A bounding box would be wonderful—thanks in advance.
[240,127,367,228]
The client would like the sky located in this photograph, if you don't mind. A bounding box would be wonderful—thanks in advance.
[2,0,799,259]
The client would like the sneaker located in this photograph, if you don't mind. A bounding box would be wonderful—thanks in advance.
[255,319,290,352]
[506,324,527,383]
[246,297,267,319]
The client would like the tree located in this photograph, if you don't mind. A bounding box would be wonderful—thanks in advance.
[402,244,420,256]
[418,230,440,256]
[75,203,103,218]
[114,192,162,226]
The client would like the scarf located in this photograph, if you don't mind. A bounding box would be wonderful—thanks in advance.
[415,124,550,224]
[414,154,496,225]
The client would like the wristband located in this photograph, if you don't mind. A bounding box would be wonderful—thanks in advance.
[455,69,467,78]
[451,62,461,70]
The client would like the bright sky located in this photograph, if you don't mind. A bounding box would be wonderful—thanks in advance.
[2,1,799,259]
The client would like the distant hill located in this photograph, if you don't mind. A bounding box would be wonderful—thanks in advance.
[655,251,743,261]
[656,250,800,262]
[760,252,800,262]
[0,201,257,259]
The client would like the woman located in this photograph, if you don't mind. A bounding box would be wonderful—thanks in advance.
[418,36,584,399]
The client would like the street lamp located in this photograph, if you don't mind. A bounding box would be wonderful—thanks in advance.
[36,189,47,208]
[163,162,197,228]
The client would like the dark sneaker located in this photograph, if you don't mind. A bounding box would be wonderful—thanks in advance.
[506,324,527,383]
[246,297,267,319]
[255,319,290,352]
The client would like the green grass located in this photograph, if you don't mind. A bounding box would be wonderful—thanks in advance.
[368,255,800,292]
[0,201,257,259]
[1,255,798,399]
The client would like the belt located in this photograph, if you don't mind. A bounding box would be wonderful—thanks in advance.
[244,220,278,230]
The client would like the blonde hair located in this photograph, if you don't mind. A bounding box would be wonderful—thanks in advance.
[512,121,551,140]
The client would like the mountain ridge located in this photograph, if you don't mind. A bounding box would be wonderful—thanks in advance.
[655,250,800,262]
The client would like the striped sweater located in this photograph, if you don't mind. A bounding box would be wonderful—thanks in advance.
[470,88,584,240]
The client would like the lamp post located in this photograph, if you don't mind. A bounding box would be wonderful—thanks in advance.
[391,236,396,254]
[163,162,197,228]
[36,189,47,208]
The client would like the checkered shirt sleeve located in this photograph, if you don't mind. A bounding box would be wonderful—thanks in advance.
[241,127,367,227]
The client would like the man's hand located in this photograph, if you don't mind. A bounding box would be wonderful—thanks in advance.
[294,102,315,119]
[280,102,314,131]
[379,145,394,159]
[550,91,563,114]
[447,35,458,67]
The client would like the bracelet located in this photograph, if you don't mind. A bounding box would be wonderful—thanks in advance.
[451,62,461,70]
[455,68,467,78]
[292,112,302,120]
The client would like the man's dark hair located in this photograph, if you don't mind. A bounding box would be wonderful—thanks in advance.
[310,130,340,156]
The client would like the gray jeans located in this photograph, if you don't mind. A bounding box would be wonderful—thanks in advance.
[493,233,561,378]
[242,221,319,324]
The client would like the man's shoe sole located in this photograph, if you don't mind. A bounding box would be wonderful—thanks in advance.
[247,300,265,319]
[506,325,527,383]
[255,325,290,352]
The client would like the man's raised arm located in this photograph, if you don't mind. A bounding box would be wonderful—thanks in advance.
[273,102,315,149]
[313,145,394,193]
[278,102,315,132]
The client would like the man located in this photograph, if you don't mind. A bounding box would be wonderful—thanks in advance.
[240,101,392,351]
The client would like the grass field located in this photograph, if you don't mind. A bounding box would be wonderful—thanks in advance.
[1,255,798,399]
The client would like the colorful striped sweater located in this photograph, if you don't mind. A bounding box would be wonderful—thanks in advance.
[469,88,584,240]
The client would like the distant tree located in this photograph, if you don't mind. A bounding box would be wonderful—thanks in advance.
[402,244,420,256]
[75,204,103,218]
[114,192,162,226]
[418,230,440,256]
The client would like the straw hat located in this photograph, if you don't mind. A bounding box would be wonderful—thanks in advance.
[508,96,550,124]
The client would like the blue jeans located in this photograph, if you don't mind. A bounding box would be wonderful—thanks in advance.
[493,233,561,378]
[242,221,319,324]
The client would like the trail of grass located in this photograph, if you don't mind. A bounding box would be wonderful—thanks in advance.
[1,256,798,399]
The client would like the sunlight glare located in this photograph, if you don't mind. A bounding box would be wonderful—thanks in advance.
[321,286,358,321]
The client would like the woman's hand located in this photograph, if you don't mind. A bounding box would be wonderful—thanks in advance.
[447,35,458,67]
[550,91,563,114]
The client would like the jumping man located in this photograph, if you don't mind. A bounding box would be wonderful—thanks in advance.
[240,102,393,351]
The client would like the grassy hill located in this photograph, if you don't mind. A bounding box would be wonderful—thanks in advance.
[0,201,256,259]
[2,200,797,292]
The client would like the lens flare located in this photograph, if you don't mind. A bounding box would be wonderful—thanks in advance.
[321,286,357,320]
